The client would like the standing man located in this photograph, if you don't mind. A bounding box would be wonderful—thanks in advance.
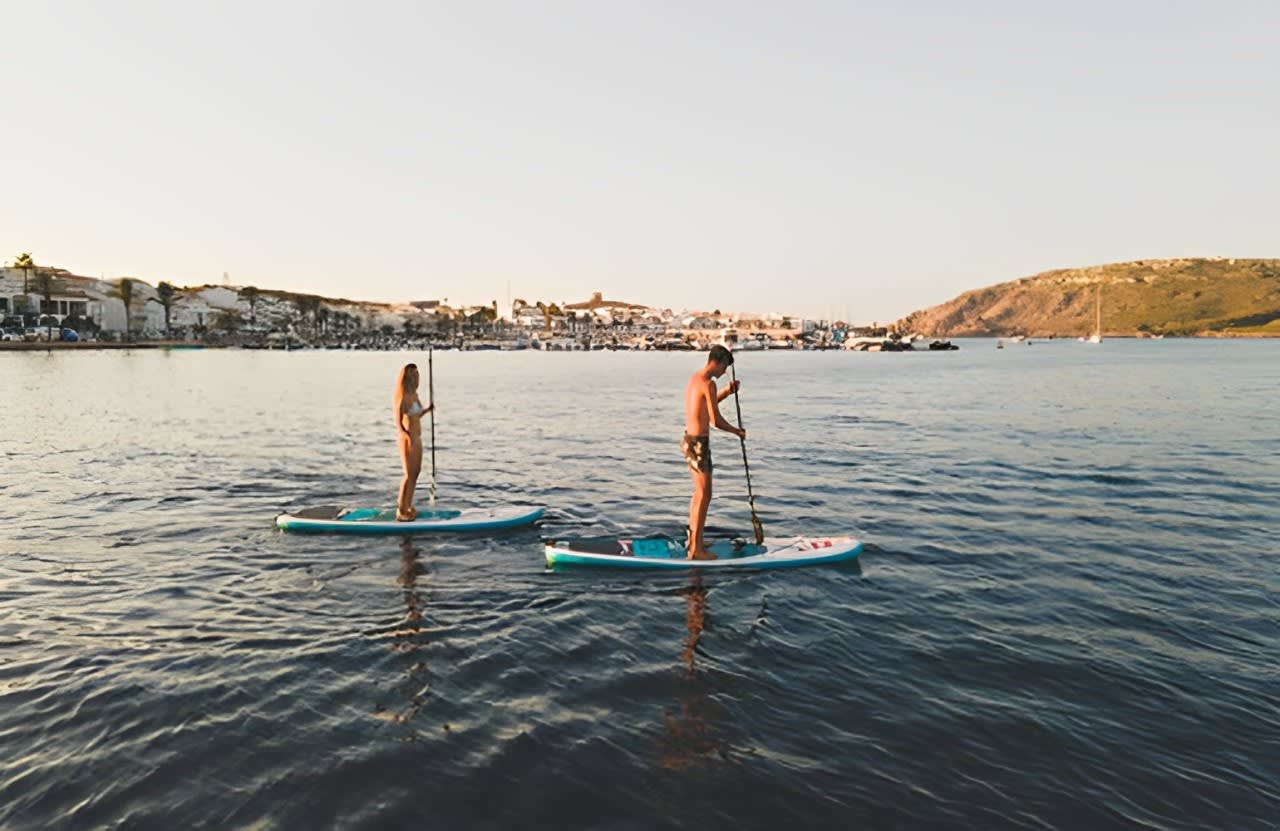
[681,345,745,560]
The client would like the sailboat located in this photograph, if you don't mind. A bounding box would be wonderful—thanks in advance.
[1080,283,1102,343]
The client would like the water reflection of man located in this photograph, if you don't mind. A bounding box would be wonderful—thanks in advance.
[659,574,727,770]
[680,575,706,675]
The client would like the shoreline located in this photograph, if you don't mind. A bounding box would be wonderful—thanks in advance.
[3,332,1277,354]
[0,340,210,351]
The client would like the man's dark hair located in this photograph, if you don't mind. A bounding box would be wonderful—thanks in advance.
[708,344,734,367]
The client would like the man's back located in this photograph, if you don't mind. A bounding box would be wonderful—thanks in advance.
[684,370,712,436]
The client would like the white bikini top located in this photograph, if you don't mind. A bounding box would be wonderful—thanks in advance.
[406,399,426,417]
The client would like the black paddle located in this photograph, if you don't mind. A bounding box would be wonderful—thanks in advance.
[730,364,764,545]
[428,346,437,507]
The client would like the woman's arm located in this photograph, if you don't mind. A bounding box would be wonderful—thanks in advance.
[396,400,411,437]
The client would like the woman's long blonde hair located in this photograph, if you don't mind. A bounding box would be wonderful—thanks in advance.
[394,363,419,428]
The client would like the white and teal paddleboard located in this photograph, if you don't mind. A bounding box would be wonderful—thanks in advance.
[277,504,544,534]
[544,535,862,569]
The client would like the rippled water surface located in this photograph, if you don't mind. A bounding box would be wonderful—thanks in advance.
[2,342,1277,829]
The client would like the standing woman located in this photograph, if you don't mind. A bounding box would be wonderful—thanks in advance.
[394,363,433,521]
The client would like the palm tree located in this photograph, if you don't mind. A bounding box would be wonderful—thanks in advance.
[13,252,33,295]
[157,281,176,336]
[34,269,57,339]
[117,278,134,340]
[241,286,260,326]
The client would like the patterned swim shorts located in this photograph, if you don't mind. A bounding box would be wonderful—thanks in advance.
[681,433,711,474]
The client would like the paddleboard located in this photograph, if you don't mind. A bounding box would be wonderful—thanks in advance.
[544,535,862,569]
[277,504,544,534]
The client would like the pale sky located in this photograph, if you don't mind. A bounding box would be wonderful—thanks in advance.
[4,1,1278,321]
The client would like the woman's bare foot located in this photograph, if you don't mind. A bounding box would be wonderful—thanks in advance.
[687,549,717,561]
[396,506,417,521]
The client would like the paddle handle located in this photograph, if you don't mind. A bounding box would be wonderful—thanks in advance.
[428,347,437,507]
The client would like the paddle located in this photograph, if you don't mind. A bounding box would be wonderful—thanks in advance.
[428,346,437,507]
[730,364,764,545]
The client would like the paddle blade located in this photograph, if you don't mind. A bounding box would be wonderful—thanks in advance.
[749,498,764,545]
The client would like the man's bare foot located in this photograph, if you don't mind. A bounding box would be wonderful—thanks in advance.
[687,549,717,561]
[396,507,417,521]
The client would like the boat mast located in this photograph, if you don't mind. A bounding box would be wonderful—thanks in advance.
[1095,283,1102,338]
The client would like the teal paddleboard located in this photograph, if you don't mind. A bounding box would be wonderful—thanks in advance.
[277,504,544,534]
[544,535,862,569]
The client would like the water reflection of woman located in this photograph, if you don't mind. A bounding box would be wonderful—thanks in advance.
[398,537,425,635]
[377,538,430,729]
[393,363,432,521]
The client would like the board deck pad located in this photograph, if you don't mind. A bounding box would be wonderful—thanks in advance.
[545,535,861,569]
[277,504,544,534]
[290,506,464,522]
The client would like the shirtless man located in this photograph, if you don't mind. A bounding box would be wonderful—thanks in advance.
[681,345,745,560]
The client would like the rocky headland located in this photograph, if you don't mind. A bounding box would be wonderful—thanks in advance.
[897,258,1280,338]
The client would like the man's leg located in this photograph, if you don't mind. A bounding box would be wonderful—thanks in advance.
[688,471,715,560]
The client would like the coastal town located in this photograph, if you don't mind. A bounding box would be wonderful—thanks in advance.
[1,258,946,352]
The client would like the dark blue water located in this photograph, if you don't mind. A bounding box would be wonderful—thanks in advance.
[2,342,1276,829]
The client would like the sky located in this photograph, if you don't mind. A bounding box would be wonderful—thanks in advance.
[3,0,1278,321]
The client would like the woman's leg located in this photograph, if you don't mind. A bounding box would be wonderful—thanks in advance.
[398,436,423,519]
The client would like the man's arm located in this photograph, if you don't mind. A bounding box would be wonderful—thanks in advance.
[716,380,739,403]
[708,386,743,437]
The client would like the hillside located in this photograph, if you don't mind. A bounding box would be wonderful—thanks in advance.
[897,258,1280,337]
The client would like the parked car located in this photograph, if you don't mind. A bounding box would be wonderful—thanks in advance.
[24,327,47,341]
[61,328,79,342]
[2,328,24,342]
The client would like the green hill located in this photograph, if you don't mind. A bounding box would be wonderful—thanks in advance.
[897,258,1280,337]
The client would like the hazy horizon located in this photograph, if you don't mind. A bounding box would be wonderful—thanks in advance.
[4,1,1278,320]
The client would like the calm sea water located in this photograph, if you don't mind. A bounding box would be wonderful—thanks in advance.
[1,341,1276,830]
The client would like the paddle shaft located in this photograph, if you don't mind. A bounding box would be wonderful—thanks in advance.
[428,347,437,506]
[730,364,764,544]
